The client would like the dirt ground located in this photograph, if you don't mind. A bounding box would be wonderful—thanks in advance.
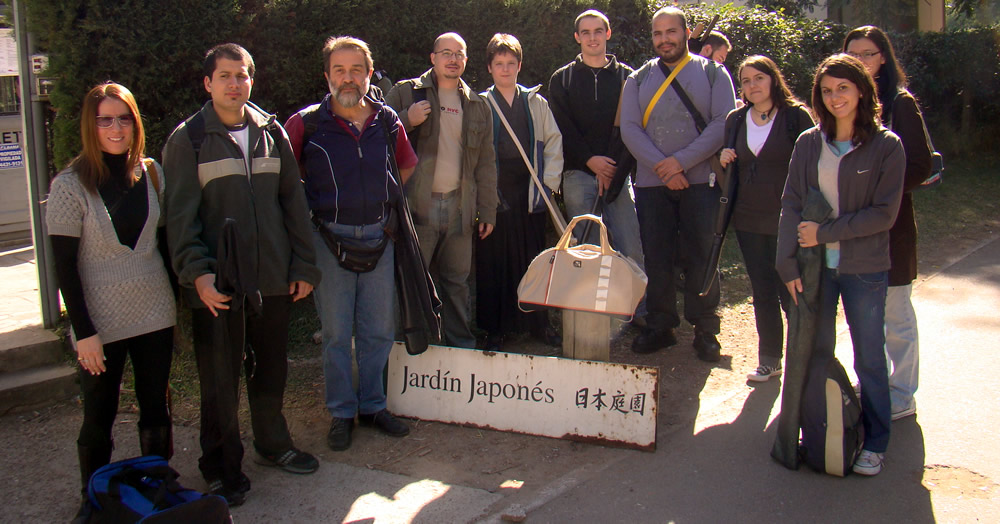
[2,206,995,522]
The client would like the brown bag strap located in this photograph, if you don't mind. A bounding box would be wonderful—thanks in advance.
[142,158,160,193]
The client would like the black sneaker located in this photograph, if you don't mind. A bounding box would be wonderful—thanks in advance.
[359,409,410,437]
[693,332,722,362]
[234,472,251,494]
[327,417,354,451]
[631,328,677,354]
[254,447,319,474]
[208,479,246,507]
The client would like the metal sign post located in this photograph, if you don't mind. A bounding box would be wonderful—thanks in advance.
[13,0,59,328]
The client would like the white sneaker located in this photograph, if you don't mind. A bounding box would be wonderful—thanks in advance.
[747,364,782,382]
[891,401,916,421]
[852,450,885,476]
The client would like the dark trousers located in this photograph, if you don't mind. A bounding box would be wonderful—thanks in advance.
[77,327,174,450]
[192,295,293,484]
[736,230,791,366]
[634,183,721,334]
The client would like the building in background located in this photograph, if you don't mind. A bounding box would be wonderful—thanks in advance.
[0,27,30,245]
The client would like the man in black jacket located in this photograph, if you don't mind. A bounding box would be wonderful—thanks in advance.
[548,9,646,324]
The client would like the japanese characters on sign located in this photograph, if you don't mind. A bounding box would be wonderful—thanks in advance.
[388,343,658,451]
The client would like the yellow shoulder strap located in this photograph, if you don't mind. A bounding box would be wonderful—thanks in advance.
[642,54,692,129]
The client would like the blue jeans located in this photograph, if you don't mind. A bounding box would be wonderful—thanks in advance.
[313,223,395,419]
[413,191,476,348]
[562,170,646,317]
[815,268,890,453]
[634,183,720,334]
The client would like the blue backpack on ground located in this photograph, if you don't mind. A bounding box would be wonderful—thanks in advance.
[86,455,231,523]
[798,355,865,477]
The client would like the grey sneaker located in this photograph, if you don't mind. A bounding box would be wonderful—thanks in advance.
[852,450,885,476]
[747,364,783,382]
[891,401,916,421]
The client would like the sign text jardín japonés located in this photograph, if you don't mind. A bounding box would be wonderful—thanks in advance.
[387,343,658,450]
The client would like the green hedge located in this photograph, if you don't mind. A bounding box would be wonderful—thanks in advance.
[25,0,1000,168]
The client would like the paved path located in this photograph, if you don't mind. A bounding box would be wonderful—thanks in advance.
[523,236,1000,523]
[0,246,44,334]
[4,238,999,522]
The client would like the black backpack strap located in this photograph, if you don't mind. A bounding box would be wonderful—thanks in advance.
[561,64,573,91]
[657,59,708,134]
[785,105,802,146]
[186,111,206,157]
[298,105,324,145]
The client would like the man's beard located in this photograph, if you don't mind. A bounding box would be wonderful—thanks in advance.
[657,41,687,63]
[331,82,364,107]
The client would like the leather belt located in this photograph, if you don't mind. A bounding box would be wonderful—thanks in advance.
[431,189,459,200]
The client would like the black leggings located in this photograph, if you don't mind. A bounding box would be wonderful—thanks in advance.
[77,327,173,449]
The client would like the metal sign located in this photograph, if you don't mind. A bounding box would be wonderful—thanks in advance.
[0,143,23,169]
[387,343,658,451]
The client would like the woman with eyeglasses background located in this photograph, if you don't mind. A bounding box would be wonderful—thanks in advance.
[776,54,905,475]
[718,55,814,383]
[46,82,176,522]
[844,25,932,423]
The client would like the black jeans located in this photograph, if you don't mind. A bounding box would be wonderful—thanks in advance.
[192,295,294,484]
[634,183,720,334]
[735,230,791,366]
[77,327,173,449]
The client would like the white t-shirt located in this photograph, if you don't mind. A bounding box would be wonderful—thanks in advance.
[745,115,775,157]
[228,126,251,177]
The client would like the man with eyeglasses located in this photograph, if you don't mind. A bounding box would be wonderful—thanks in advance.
[162,43,321,506]
[548,9,646,326]
[386,32,497,349]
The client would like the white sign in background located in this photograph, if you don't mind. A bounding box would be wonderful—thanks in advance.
[387,343,658,451]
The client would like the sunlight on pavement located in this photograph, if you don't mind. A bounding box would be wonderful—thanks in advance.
[343,479,450,523]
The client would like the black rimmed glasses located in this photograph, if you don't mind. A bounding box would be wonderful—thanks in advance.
[95,114,135,128]
[847,50,881,60]
[434,50,467,61]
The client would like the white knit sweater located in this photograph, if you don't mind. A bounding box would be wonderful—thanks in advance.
[45,162,176,344]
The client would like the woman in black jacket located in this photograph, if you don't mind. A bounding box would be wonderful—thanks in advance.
[719,55,813,383]
[844,25,932,423]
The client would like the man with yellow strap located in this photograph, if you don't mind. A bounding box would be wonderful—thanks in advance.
[620,7,736,361]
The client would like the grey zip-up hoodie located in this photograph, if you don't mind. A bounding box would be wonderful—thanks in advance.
[776,126,905,283]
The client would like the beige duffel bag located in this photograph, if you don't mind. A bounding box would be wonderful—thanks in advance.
[517,214,646,319]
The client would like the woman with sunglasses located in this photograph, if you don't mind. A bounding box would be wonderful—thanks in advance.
[776,55,905,475]
[46,83,175,520]
[844,26,932,423]
[719,55,814,383]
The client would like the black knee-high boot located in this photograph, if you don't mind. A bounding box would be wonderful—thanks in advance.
[139,426,174,460]
[74,442,112,523]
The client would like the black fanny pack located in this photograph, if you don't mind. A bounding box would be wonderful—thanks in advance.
[313,209,397,273]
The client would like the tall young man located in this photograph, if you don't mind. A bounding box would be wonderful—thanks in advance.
[286,36,417,452]
[163,43,320,506]
[620,8,737,361]
[548,9,646,323]
[386,33,497,349]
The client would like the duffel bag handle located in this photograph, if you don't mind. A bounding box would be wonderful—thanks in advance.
[555,214,613,256]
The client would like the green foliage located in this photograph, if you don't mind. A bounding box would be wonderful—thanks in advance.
[25,0,245,169]
[21,0,1000,166]
[888,25,1000,154]
[676,3,847,102]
